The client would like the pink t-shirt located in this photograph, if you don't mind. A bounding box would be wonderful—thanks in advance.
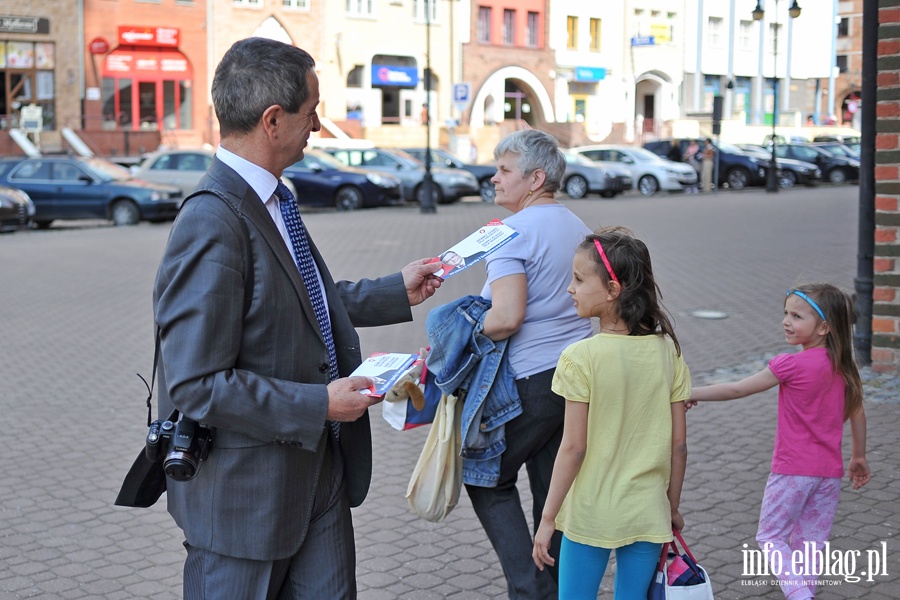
[768,348,845,478]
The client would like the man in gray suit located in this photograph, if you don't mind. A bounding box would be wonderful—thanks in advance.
[153,37,444,599]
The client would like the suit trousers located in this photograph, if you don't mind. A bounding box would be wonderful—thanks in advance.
[465,368,564,600]
[183,433,357,600]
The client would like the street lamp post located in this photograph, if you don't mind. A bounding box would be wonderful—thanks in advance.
[420,0,437,214]
[753,0,801,193]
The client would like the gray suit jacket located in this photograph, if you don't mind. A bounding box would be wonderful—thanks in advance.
[153,158,412,561]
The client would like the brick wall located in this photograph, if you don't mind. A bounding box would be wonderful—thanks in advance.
[873,3,900,370]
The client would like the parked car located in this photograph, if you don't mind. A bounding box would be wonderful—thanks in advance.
[570,144,698,195]
[402,147,496,203]
[561,151,632,199]
[810,141,860,159]
[644,139,771,190]
[132,148,298,205]
[282,149,402,210]
[773,143,860,184]
[813,134,860,145]
[0,156,181,228]
[0,184,35,232]
[735,144,822,189]
[324,147,479,204]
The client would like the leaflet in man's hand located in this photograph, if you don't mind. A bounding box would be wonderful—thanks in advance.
[351,352,423,397]
[433,219,519,278]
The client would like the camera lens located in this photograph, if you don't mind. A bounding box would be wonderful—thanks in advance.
[164,452,198,481]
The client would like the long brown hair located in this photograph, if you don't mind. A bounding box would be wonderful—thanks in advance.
[580,226,681,355]
[789,283,863,421]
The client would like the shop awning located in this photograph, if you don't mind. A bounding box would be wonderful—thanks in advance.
[103,47,192,77]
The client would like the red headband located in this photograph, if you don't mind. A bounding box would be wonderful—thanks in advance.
[593,239,619,284]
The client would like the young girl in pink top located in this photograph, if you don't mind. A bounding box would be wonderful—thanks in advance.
[690,283,870,600]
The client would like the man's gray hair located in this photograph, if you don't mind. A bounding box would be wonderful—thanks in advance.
[212,37,316,137]
[493,129,565,193]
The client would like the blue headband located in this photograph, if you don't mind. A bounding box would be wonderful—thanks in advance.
[786,290,827,321]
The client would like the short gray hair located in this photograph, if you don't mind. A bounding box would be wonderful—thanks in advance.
[212,37,316,137]
[493,130,565,193]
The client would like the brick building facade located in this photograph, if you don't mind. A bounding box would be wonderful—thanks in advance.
[0,1,81,153]
[874,1,900,370]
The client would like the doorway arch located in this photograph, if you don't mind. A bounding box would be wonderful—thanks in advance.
[470,66,553,128]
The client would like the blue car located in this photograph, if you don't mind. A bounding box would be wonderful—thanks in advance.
[0,156,181,228]
[282,149,403,211]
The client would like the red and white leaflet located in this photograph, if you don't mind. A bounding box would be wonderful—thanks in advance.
[351,352,423,397]
[433,219,519,278]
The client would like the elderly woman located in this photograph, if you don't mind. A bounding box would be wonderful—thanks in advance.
[468,129,593,599]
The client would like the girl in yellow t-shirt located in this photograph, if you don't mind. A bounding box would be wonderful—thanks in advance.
[533,226,691,599]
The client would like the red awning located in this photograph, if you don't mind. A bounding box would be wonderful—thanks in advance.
[103,47,192,77]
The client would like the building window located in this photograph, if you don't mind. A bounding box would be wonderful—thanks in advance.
[836,54,848,73]
[347,0,374,16]
[837,17,849,37]
[414,0,437,22]
[347,65,363,88]
[283,0,309,8]
[503,9,515,45]
[526,12,539,47]
[0,41,56,131]
[767,23,781,55]
[478,6,492,43]
[634,8,646,36]
[739,20,753,50]
[233,0,261,5]
[589,18,601,51]
[707,16,723,47]
[567,16,578,50]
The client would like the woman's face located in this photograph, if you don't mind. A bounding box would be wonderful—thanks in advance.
[491,152,533,211]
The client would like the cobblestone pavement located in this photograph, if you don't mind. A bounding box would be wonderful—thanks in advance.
[1,186,897,599]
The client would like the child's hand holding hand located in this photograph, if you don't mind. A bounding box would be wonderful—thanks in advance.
[671,509,684,532]
[849,457,871,490]
[532,517,556,570]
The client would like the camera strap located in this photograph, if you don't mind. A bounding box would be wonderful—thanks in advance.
[140,187,254,428]
[139,327,178,427]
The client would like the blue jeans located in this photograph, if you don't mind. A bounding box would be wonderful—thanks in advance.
[559,536,663,600]
[465,368,564,600]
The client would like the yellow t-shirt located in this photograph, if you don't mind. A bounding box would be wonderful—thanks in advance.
[551,333,691,548]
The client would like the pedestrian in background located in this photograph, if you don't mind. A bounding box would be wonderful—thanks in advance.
[466,128,593,599]
[153,37,443,600]
[533,226,690,599]
[682,139,701,194]
[667,140,682,163]
[701,138,715,192]
[690,283,870,600]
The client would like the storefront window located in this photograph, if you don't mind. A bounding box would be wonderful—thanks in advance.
[0,40,56,130]
[102,75,192,131]
[101,41,193,131]
[118,78,132,127]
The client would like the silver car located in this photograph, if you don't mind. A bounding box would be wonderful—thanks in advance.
[571,144,698,195]
[561,151,632,199]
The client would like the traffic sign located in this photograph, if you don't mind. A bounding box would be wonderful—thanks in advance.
[452,82,471,113]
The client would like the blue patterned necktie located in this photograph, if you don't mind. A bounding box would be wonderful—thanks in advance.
[276,182,341,439]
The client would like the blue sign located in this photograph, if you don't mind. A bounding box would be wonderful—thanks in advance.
[574,67,606,82]
[453,82,470,103]
[371,64,418,87]
[631,35,655,46]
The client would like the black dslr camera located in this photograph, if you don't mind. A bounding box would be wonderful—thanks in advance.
[145,416,213,482]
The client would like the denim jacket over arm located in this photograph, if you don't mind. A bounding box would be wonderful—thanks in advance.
[425,295,522,487]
